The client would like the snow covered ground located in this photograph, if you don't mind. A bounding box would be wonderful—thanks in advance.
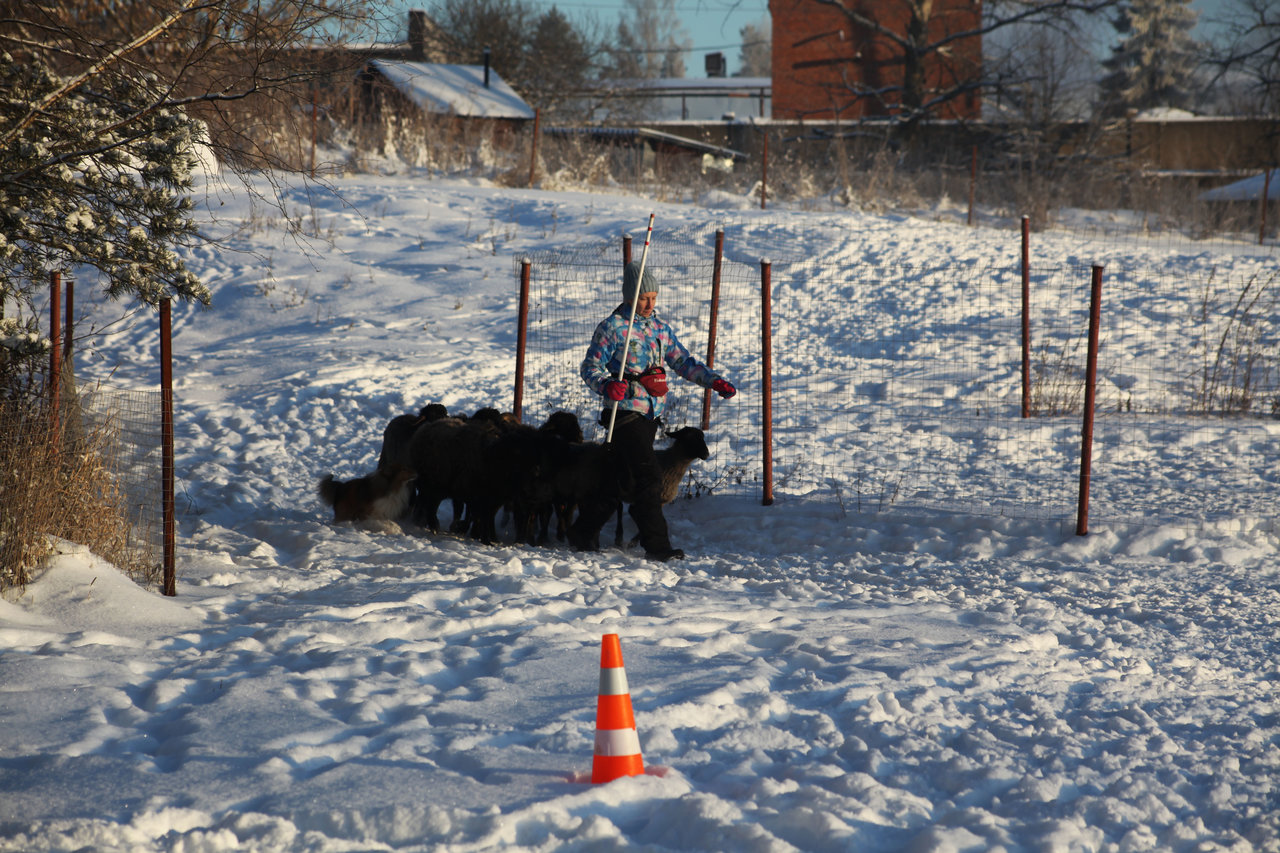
[1,170,1279,852]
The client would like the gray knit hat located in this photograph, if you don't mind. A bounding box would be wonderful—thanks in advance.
[622,260,659,302]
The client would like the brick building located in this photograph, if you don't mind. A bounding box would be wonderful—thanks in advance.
[771,0,983,121]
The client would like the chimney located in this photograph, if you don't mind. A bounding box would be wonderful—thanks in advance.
[483,46,491,88]
[408,10,426,61]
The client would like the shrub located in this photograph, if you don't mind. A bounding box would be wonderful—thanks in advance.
[0,373,154,593]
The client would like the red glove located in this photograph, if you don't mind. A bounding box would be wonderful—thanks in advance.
[604,380,627,402]
[712,378,736,399]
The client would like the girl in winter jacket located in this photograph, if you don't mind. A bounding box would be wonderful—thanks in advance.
[568,261,736,561]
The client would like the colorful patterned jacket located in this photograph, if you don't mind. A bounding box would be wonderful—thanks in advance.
[580,304,721,421]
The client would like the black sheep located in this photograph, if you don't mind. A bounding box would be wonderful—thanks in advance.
[377,403,448,472]
[534,411,585,542]
[614,426,710,547]
[406,415,500,533]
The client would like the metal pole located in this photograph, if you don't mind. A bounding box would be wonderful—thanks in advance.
[1076,265,1104,537]
[49,271,61,432]
[761,131,769,210]
[310,84,317,179]
[63,275,74,364]
[160,298,176,595]
[701,229,725,430]
[606,214,655,443]
[528,107,541,188]
[1021,216,1031,419]
[967,144,977,226]
[514,259,531,420]
[1260,167,1272,245]
[761,259,774,506]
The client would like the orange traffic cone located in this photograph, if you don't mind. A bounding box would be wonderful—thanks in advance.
[591,633,644,783]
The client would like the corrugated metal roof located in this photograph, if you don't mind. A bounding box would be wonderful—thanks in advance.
[1200,172,1279,203]
[368,59,535,121]
[545,126,747,161]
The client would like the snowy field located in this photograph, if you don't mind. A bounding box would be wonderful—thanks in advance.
[2,168,1279,852]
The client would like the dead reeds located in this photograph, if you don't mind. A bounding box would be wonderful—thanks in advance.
[0,377,156,593]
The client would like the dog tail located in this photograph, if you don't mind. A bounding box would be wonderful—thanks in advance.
[318,473,340,507]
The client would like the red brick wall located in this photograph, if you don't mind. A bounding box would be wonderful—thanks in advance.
[771,0,983,121]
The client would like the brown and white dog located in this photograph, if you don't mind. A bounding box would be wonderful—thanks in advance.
[318,465,416,524]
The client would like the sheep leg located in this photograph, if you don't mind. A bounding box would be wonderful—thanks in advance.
[471,500,499,544]
[554,501,574,542]
[536,504,552,545]
[413,490,443,532]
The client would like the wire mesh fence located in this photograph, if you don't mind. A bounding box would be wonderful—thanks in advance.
[518,221,1280,529]
[0,379,162,590]
[77,383,164,576]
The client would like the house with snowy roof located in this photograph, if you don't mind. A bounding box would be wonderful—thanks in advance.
[357,56,536,140]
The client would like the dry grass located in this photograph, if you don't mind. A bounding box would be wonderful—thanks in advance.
[0,379,156,593]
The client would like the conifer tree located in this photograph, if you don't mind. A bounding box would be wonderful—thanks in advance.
[0,56,209,305]
[607,0,691,79]
[431,0,535,84]
[525,7,598,119]
[1099,0,1203,116]
[737,20,772,78]
[0,0,365,369]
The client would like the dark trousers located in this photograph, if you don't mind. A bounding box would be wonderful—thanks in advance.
[569,411,672,553]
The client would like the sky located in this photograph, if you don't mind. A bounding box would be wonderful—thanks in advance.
[376,0,1241,80]
[381,0,771,76]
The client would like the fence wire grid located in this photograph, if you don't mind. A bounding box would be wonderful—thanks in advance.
[518,223,1280,529]
[78,384,164,570]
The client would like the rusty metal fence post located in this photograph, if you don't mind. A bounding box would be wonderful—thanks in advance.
[1076,265,1104,536]
[513,259,531,421]
[160,298,176,595]
[760,258,774,506]
[967,145,977,226]
[761,131,769,210]
[528,107,541,188]
[1021,216,1031,419]
[701,229,724,431]
[48,271,62,436]
[1260,167,1273,246]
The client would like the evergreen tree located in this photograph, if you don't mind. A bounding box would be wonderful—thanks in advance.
[525,6,596,118]
[431,0,536,84]
[607,0,691,79]
[0,0,367,349]
[737,20,772,78]
[0,54,209,314]
[1099,0,1203,116]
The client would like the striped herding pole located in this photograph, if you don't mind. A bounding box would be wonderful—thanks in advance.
[605,213,655,443]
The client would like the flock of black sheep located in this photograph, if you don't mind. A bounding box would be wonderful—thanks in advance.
[319,404,710,551]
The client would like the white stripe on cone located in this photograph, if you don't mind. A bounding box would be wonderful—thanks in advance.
[594,728,642,756]
[598,667,629,695]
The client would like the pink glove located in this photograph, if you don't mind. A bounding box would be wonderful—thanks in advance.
[604,380,627,402]
[712,378,736,399]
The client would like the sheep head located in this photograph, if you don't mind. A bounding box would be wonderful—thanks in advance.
[664,427,710,461]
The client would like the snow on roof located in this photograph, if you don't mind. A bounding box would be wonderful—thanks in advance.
[1133,107,1199,121]
[368,59,535,121]
[1199,171,1280,203]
